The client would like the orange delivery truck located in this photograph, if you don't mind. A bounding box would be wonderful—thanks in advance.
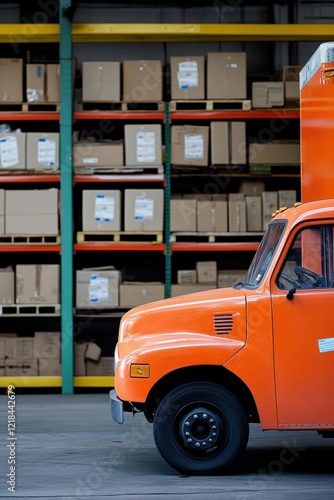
[109,43,334,475]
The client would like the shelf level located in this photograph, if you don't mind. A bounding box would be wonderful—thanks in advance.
[170,109,300,121]
[0,376,114,388]
[74,174,164,184]
[74,376,114,387]
[0,376,62,388]
[75,243,165,252]
[0,175,60,183]
[74,111,165,121]
[0,112,60,121]
[171,242,260,252]
[1,24,334,44]
[71,23,334,43]
[0,245,61,253]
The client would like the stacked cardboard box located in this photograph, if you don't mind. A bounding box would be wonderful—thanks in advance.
[0,59,23,102]
[0,132,59,172]
[123,60,163,102]
[82,62,121,102]
[76,267,121,309]
[74,341,114,377]
[73,139,124,169]
[5,189,59,235]
[1,332,61,376]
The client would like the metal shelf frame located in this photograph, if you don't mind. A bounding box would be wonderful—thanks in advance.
[0,11,310,392]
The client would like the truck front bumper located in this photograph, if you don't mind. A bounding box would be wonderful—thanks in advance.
[109,389,124,424]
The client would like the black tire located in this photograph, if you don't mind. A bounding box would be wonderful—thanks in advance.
[153,382,249,475]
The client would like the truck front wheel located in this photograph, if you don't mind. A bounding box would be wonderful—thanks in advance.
[153,382,249,475]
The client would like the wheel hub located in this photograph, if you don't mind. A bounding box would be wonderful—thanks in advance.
[179,407,221,450]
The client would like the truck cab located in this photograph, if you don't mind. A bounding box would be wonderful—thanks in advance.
[110,199,334,475]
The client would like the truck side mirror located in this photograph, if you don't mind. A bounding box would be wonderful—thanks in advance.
[286,287,296,301]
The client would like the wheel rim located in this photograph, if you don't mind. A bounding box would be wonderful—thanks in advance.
[177,405,226,458]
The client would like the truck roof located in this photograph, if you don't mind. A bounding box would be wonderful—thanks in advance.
[272,199,334,225]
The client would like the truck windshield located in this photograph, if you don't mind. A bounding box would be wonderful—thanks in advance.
[241,222,286,288]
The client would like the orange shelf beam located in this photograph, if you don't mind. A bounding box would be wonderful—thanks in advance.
[0,175,60,183]
[0,112,60,121]
[0,245,61,253]
[74,111,165,121]
[75,243,165,252]
[170,109,300,121]
[171,242,259,252]
[74,174,164,184]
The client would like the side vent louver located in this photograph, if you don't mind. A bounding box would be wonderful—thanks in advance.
[214,313,234,335]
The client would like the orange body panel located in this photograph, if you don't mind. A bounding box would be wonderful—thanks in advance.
[115,200,334,431]
[301,47,334,202]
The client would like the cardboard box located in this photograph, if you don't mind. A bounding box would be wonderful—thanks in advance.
[278,65,302,82]
[0,132,26,170]
[74,342,89,376]
[262,191,278,230]
[171,125,209,167]
[124,124,162,166]
[82,190,121,231]
[82,61,121,102]
[5,359,38,376]
[211,121,247,166]
[5,337,34,360]
[26,64,46,102]
[73,140,124,168]
[246,196,262,232]
[218,270,246,288]
[196,261,217,284]
[171,284,215,297]
[0,338,5,359]
[170,198,197,232]
[248,142,300,166]
[0,58,23,102]
[16,265,59,304]
[76,269,121,309]
[46,64,59,102]
[285,81,299,107]
[124,189,164,231]
[207,52,247,99]
[26,132,59,171]
[197,200,228,232]
[34,332,60,360]
[278,190,297,208]
[120,282,165,307]
[123,60,162,102]
[177,270,197,284]
[85,342,102,362]
[170,56,205,100]
[86,357,114,376]
[0,189,4,234]
[0,267,14,303]
[5,188,59,235]
[229,201,247,232]
[228,193,245,202]
[239,181,265,196]
[252,82,284,108]
[38,358,61,376]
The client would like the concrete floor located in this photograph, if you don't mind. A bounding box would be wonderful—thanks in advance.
[0,394,333,499]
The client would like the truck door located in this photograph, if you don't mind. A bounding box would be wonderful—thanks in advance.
[271,223,334,429]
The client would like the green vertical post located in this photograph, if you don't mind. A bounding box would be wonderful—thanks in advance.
[60,0,73,394]
[164,102,171,298]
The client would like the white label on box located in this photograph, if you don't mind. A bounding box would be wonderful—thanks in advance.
[184,134,204,160]
[268,87,284,106]
[0,136,19,168]
[95,195,115,222]
[177,61,198,89]
[38,138,56,166]
[83,157,98,164]
[134,196,154,221]
[318,337,334,353]
[89,275,109,303]
[136,131,156,163]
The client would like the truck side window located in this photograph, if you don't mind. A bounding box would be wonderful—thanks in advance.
[277,226,331,290]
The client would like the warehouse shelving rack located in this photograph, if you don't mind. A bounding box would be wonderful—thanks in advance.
[0,0,330,392]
